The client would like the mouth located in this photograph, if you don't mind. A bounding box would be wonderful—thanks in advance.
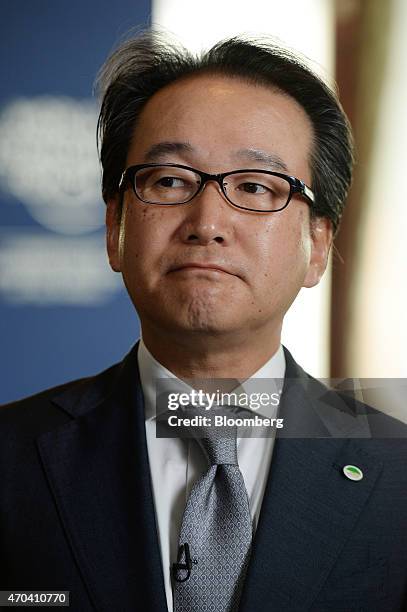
[168,263,237,277]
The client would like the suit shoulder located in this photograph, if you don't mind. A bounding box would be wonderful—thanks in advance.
[0,361,121,435]
[0,377,88,433]
[304,372,407,454]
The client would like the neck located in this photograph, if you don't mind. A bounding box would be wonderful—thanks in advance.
[140,322,282,379]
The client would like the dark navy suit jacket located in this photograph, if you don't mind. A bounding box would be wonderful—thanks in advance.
[1,345,406,611]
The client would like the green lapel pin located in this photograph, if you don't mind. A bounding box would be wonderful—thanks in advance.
[343,464,364,481]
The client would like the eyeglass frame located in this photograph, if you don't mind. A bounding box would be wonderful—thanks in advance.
[118,163,315,213]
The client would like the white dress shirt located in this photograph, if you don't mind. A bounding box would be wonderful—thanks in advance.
[138,339,286,612]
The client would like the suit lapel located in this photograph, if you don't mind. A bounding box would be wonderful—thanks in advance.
[37,345,168,612]
[240,349,384,611]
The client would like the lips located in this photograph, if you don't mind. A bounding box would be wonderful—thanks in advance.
[168,262,237,277]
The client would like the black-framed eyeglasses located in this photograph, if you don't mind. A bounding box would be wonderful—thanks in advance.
[119,163,315,213]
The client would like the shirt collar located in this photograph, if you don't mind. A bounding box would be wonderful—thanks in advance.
[138,337,286,422]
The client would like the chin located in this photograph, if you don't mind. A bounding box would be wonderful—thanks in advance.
[159,298,237,335]
[134,286,247,335]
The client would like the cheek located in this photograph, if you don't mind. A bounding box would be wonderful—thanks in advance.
[120,204,154,273]
[124,201,157,242]
[118,202,128,263]
[120,203,177,277]
[255,214,312,285]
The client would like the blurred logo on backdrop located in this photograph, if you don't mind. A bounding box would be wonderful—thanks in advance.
[0,96,121,306]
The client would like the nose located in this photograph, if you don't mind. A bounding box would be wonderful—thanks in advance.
[178,180,232,246]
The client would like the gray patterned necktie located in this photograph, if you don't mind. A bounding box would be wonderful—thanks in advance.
[172,409,252,612]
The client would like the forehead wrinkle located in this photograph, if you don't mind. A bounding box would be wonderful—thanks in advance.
[143,141,195,162]
[234,148,289,172]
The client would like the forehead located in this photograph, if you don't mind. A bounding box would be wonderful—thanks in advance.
[128,73,314,181]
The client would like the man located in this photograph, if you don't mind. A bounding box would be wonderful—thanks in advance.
[1,31,406,612]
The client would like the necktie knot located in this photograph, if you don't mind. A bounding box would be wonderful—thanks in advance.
[198,428,237,465]
[182,405,238,465]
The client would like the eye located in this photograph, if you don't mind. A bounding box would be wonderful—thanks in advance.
[155,176,187,188]
[237,182,269,194]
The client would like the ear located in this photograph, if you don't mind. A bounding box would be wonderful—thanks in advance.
[302,216,333,288]
[106,197,122,272]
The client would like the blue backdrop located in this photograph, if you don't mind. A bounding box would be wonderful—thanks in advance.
[0,2,150,403]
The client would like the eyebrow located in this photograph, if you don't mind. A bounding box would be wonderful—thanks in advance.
[234,148,289,172]
[144,141,194,161]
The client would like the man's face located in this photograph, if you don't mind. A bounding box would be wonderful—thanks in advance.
[107,74,331,345]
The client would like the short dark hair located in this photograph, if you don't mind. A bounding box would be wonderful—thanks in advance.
[96,30,354,233]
